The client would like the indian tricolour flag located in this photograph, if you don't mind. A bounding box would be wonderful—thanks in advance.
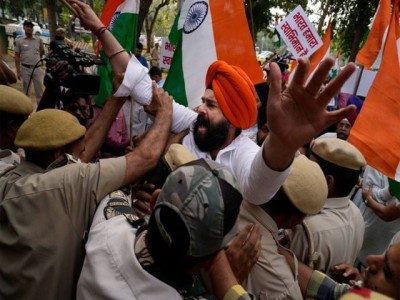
[355,0,390,70]
[163,0,264,109]
[349,0,400,180]
[95,0,139,107]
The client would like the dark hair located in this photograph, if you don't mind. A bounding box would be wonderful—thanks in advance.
[260,188,303,217]
[24,149,56,169]
[136,42,144,50]
[255,82,269,129]
[312,153,361,196]
[149,66,162,78]
[0,111,29,127]
[147,206,206,270]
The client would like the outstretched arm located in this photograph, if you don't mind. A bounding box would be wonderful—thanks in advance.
[263,57,356,171]
[367,197,400,222]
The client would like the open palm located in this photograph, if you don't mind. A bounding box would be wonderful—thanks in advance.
[267,57,356,153]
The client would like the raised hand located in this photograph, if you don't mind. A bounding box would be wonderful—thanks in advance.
[68,0,104,32]
[144,82,173,117]
[267,57,356,154]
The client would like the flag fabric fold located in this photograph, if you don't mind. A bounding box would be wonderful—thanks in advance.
[163,0,264,109]
[355,0,391,69]
[273,15,281,49]
[95,0,140,107]
[349,0,400,180]
[331,49,341,79]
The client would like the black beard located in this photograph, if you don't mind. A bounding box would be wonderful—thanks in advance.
[337,133,349,140]
[193,114,229,152]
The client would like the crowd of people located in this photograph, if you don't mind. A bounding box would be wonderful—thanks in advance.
[1,1,399,300]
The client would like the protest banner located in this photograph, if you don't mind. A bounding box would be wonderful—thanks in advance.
[276,6,322,59]
[160,37,176,70]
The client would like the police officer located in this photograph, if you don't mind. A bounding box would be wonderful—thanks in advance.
[0,84,172,300]
[15,20,45,102]
[0,85,33,174]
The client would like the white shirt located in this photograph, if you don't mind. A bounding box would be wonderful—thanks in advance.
[171,101,291,205]
[77,195,182,300]
[357,165,400,265]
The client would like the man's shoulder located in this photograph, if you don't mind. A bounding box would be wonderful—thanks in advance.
[230,133,259,151]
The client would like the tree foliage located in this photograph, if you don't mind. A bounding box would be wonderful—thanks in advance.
[144,0,175,51]
[332,0,379,61]
[246,0,379,61]
[4,0,381,62]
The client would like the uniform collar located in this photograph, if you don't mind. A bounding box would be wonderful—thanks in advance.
[323,196,350,209]
[242,200,279,233]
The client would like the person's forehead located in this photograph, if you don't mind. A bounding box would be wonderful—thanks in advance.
[339,118,351,125]
[203,89,217,102]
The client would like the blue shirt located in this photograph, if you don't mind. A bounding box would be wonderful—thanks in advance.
[137,55,148,68]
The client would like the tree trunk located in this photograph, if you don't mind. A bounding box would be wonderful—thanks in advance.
[142,0,169,52]
[46,0,57,41]
[87,0,97,50]
[0,0,6,18]
[138,0,153,43]
[145,17,152,52]
[317,0,331,34]
[349,24,364,62]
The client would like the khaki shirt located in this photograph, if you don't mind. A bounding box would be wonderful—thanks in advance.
[0,149,20,175]
[288,197,365,274]
[0,156,126,300]
[240,201,302,300]
[15,36,44,65]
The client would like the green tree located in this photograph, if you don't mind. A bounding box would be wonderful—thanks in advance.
[335,0,378,61]
[152,2,177,37]
[144,0,173,51]
[45,0,57,40]
[7,0,24,19]
[0,0,9,19]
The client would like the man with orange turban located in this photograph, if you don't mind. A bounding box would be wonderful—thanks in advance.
[67,0,356,209]
[165,57,356,206]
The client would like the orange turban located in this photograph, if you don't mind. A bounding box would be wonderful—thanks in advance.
[205,60,258,129]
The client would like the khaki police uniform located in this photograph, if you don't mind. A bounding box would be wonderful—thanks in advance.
[15,35,44,100]
[288,196,365,274]
[0,156,126,300]
[240,201,302,300]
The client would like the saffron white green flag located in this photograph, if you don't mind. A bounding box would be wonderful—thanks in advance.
[95,0,139,107]
[164,0,264,109]
[356,0,391,70]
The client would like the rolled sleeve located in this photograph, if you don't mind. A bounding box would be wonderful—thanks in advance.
[114,55,153,106]
[171,101,197,133]
[306,271,350,300]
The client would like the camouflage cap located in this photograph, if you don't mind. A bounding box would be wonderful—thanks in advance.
[283,154,328,215]
[15,109,86,151]
[153,159,243,258]
[312,138,366,171]
[0,85,34,116]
